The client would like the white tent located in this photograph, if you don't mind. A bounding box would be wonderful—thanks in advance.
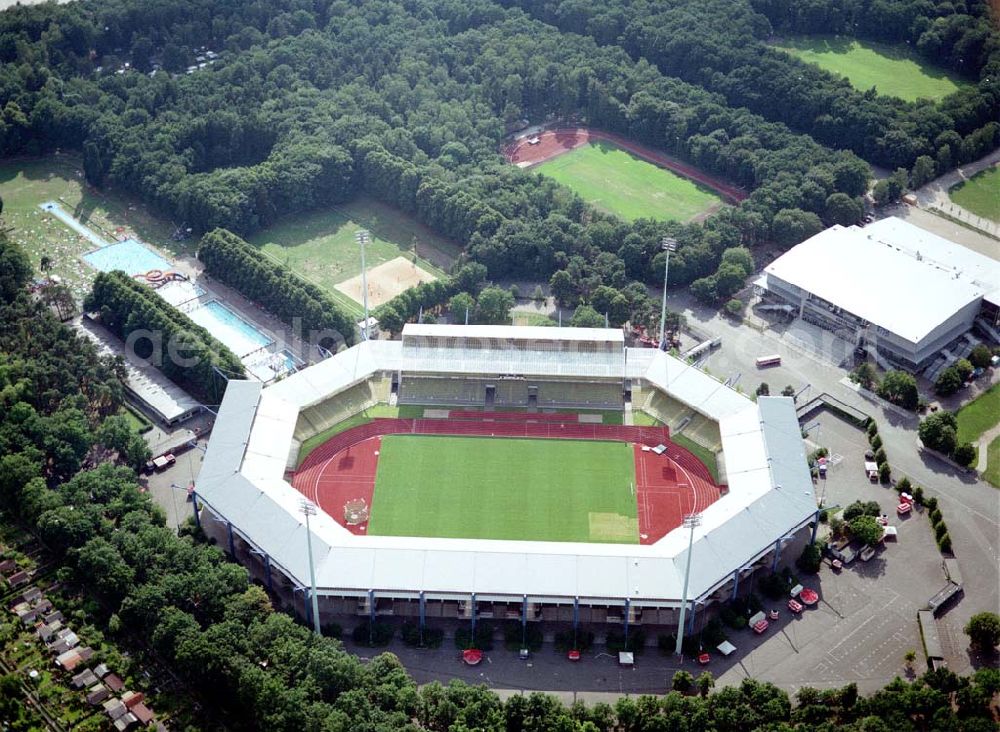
[717,641,736,656]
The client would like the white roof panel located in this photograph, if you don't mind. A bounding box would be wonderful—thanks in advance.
[764,218,1000,344]
[403,323,624,343]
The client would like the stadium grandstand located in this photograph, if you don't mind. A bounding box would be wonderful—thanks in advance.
[194,324,818,644]
[398,324,624,409]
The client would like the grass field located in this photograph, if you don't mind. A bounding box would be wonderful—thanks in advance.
[955,382,1000,488]
[249,198,462,313]
[956,382,1000,445]
[369,435,638,543]
[0,156,191,301]
[984,436,1000,488]
[772,36,968,102]
[535,141,721,222]
[949,166,1000,223]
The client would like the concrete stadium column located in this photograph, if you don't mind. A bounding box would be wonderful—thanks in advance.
[688,601,697,634]
[226,521,235,557]
[521,596,527,634]
[368,589,376,627]
[810,511,821,544]
[191,492,201,531]
[419,592,426,636]
[731,568,740,601]
[573,597,579,633]
[771,538,782,572]
[264,554,273,594]
[304,588,312,627]
[470,593,477,640]
[623,598,630,644]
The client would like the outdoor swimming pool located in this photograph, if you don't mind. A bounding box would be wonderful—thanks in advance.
[83,238,173,276]
[187,300,273,358]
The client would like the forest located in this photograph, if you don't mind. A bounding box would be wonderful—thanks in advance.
[4,0,968,325]
[0,1,996,325]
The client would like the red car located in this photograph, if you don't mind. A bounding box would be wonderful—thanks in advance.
[787,599,803,613]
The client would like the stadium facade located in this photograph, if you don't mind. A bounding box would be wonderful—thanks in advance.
[195,324,818,635]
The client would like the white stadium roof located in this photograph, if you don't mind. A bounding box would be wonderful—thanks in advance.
[403,323,625,343]
[196,329,817,606]
[761,217,1000,345]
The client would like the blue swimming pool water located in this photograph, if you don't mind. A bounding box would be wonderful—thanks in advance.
[83,238,172,275]
[187,300,273,357]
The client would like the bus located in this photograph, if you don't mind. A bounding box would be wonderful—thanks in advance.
[755,354,782,368]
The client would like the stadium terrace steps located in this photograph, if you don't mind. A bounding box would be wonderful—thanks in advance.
[294,382,377,441]
[677,413,723,451]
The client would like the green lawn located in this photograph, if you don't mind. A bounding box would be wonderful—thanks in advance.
[369,435,638,543]
[248,197,462,312]
[955,382,1000,445]
[512,310,558,326]
[772,35,968,102]
[535,140,721,222]
[949,166,1000,223]
[984,436,1000,489]
[0,156,192,302]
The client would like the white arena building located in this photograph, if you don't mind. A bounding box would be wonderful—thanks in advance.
[194,324,819,638]
[755,217,1000,379]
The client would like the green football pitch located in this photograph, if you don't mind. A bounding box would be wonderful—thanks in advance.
[368,435,638,543]
[772,36,967,102]
[534,140,721,222]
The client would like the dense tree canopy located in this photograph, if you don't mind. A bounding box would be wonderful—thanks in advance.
[0,0,921,324]
[84,270,244,401]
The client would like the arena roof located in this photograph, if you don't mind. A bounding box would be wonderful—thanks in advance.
[76,318,201,424]
[401,323,625,378]
[402,323,625,344]
[760,217,1000,345]
[196,333,817,607]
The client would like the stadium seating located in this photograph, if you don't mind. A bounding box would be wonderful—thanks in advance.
[641,390,688,426]
[494,380,529,407]
[398,376,486,406]
[294,381,377,441]
[677,413,722,451]
[534,381,622,409]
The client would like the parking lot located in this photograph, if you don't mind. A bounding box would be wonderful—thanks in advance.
[715,408,949,694]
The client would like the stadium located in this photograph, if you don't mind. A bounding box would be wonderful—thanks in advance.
[196,324,818,642]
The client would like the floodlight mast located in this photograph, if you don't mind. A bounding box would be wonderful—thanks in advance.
[356,230,370,341]
[658,238,678,350]
[674,512,702,656]
[300,499,322,635]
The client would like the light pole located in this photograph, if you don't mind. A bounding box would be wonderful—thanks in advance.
[658,237,677,350]
[355,230,370,341]
[300,499,322,635]
[674,512,702,656]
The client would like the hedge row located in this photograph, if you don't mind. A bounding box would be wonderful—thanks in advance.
[199,228,356,347]
[85,271,244,402]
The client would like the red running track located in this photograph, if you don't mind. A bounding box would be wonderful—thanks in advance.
[502,127,747,204]
[293,413,724,544]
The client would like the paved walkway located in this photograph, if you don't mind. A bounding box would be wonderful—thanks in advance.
[975,422,1000,473]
